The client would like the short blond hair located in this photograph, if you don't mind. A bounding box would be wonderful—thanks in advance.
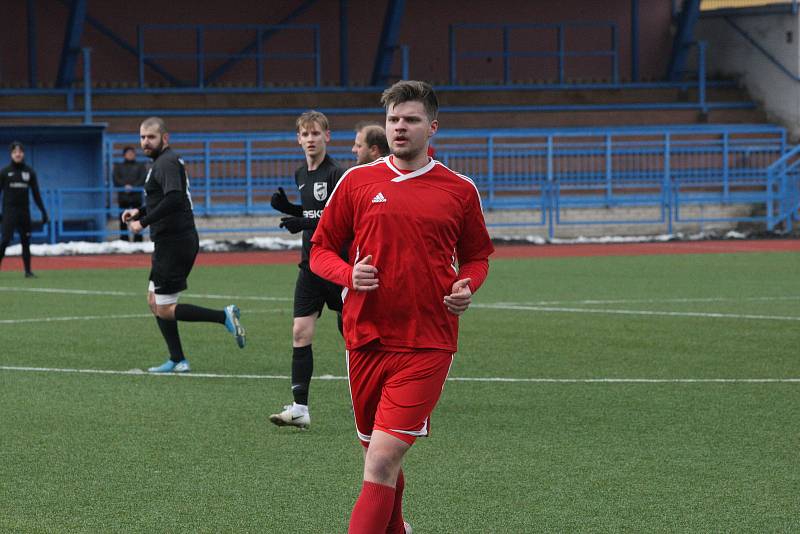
[296,110,330,132]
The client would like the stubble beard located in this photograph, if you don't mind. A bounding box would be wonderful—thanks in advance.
[392,143,422,162]
[144,139,164,160]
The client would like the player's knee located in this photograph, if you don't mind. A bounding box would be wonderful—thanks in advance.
[292,329,312,346]
[292,321,314,345]
[364,452,401,483]
[155,304,176,320]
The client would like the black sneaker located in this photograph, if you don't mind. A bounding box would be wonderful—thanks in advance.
[24,271,35,278]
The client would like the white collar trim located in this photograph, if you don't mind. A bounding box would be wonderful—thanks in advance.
[387,156,436,182]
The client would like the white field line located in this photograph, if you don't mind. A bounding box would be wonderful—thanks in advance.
[1,365,798,383]
[3,286,799,306]
[0,308,288,325]
[2,286,799,323]
[0,286,292,302]
[504,296,800,305]
[472,303,800,322]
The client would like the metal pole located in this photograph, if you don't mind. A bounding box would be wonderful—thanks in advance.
[503,26,510,85]
[449,25,457,84]
[256,29,264,88]
[314,26,321,87]
[137,25,145,88]
[612,24,619,85]
[665,133,673,234]
[547,136,555,239]
[605,134,613,202]
[245,140,253,213]
[557,24,565,84]
[339,0,349,86]
[698,41,707,115]
[487,135,495,205]
[631,0,639,82]
[197,26,204,88]
[204,141,212,212]
[82,47,92,124]
[27,0,38,87]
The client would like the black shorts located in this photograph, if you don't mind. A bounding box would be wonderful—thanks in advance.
[1,210,31,242]
[149,231,199,295]
[294,265,343,318]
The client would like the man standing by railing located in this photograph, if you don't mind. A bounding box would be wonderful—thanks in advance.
[122,116,246,373]
[269,110,346,430]
[113,146,147,242]
[0,141,48,278]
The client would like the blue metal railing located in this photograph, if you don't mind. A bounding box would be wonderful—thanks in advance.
[44,124,786,242]
[449,21,619,85]
[136,23,321,88]
[0,34,725,123]
[766,144,800,231]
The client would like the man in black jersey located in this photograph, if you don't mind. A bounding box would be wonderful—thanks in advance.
[269,110,345,429]
[122,117,246,373]
[0,141,48,277]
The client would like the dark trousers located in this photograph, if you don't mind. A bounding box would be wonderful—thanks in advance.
[0,209,33,272]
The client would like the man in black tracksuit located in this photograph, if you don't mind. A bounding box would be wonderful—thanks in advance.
[113,145,147,242]
[269,110,346,429]
[122,117,246,373]
[0,141,48,277]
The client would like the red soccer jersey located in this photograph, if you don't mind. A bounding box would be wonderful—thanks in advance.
[310,155,494,352]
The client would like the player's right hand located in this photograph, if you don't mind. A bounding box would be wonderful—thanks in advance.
[121,208,139,223]
[271,187,293,213]
[352,255,378,291]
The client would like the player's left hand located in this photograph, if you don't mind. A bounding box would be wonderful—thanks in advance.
[444,278,472,315]
[279,216,310,234]
[128,220,143,234]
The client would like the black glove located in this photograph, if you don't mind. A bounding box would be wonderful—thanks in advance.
[271,187,302,216]
[279,216,314,234]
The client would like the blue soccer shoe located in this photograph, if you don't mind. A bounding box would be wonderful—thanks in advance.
[225,304,246,348]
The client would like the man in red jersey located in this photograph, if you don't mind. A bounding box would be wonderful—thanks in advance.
[310,80,494,534]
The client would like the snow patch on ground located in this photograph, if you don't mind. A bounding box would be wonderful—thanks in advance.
[2,230,760,257]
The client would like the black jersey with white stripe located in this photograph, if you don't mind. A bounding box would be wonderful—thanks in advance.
[144,147,195,241]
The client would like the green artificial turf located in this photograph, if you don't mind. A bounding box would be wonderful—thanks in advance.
[1,251,798,532]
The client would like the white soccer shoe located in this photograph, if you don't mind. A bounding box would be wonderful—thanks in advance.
[404,521,412,534]
[268,404,310,429]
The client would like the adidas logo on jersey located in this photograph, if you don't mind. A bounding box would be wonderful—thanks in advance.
[372,192,387,203]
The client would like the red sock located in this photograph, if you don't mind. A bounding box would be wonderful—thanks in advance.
[386,469,405,534]
[348,480,396,534]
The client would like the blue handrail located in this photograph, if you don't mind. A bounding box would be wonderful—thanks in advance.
[449,21,619,85]
[36,124,776,242]
[136,23,321,88]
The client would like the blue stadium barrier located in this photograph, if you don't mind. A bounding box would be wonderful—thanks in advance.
[40,123,788,242]
[136,23,322,89]
[766,143,800,231]
[0,33,735,123]
[449,21,620,85]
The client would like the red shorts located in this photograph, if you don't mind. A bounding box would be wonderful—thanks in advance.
[347,349,454,446]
